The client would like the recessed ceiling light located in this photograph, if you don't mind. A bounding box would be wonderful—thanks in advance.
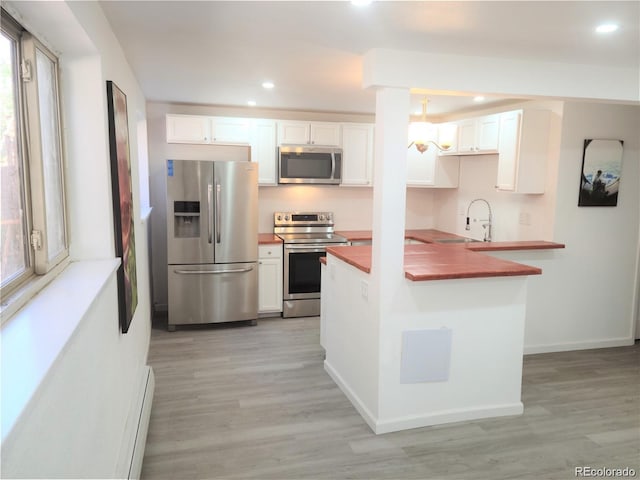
[262,81,275,89]
[473,96,486,102]
[351,0,372,6]
[596,23,619,34]
[247,100,257,107]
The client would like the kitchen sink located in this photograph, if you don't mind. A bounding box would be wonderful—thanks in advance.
[433,238,481,244]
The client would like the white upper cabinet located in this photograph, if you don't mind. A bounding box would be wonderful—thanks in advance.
[407,142,460,188]
[455,114,500,154]
[407,123,459,188]
[341,123,374,186]
[210,117,251,144]
[166,114,250,145]
[437,123,458,155]
[496,109,551,194]
[277,121,341,146]
[166,114,211,144]
[249,119,277,186]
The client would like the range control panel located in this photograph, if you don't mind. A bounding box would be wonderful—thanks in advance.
[274,211,334,227]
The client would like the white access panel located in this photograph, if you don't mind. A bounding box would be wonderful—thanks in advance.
[400,328,452,383]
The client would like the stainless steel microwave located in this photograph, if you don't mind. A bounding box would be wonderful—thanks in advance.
[278,145,342,185]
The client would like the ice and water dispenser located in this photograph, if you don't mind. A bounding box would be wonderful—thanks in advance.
[173,200,200,238]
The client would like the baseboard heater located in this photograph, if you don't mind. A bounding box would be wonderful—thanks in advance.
[121,366,155,480]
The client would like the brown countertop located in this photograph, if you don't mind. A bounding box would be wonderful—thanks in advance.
[258,233,282,245]
[335,229,565,251]
[325,243,542,281]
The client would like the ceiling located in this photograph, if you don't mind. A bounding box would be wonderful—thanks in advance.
[99,1,639,117]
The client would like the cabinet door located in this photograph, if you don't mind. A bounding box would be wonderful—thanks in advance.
[476,114,500,152]
[457,119,477,153]
[341,123,374,186]
[496,110,521,191]
[258,245,282,313]
[438,123,458,155]
[166,114,211,143]
[310,122,341,146]
[277,121,310,144]
[211,117,250,144]
[250,119,277,185]
[407,138,436,186]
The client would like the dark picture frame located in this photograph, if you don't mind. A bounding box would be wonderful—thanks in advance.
[578,139,623,207]
[106,80,138,333]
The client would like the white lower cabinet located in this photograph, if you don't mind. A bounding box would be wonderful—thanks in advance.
[258,244,283,314]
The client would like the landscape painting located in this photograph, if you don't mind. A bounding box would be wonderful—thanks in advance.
[578,139,623,207]
[106,80,138,333]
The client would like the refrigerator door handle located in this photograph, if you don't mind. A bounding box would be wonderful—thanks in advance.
[173,266,254,275]
[216,182,221,243]
[207,183,213,244]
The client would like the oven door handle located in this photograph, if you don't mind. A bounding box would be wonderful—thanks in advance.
[285,243,348,252]
[331,152,336,180]
[285,246,327,253]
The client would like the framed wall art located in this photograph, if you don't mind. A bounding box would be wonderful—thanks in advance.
[578,139,623,207]
[106,80,138,333]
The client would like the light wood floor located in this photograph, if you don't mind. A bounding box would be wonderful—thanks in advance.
[142,316,639,480]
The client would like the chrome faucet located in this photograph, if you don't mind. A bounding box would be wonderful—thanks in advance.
[466,198,493,242]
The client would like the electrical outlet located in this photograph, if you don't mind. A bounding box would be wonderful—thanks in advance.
[519,212,531,226]
[361,280,368,300]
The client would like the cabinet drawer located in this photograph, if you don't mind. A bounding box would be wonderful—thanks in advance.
[259,244,283,259]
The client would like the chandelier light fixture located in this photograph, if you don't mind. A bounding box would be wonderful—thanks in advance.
[408,97,454,154]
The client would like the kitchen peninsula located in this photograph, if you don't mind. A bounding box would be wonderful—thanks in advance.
[320,230,565,434]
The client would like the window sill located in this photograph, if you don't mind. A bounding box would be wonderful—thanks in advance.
[1,258,120,443]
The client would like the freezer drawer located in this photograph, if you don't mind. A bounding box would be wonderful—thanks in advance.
[168,262,258,328]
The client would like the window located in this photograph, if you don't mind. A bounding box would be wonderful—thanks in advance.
[1,10,68,299]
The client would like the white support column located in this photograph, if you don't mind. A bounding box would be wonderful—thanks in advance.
[371,87,410,313]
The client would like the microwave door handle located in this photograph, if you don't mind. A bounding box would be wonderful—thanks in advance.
[207,183,213,244]
[331,152,336,180]
[215,182,221,244]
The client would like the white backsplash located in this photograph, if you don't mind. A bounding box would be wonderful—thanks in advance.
[258,185,436,233]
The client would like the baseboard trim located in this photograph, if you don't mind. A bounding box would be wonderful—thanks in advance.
[373,403,524,434]
[524,337,634,355]
[324,360,523,435]
[324,361,378,433]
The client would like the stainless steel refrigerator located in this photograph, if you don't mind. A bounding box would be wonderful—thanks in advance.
[166,159,258,330]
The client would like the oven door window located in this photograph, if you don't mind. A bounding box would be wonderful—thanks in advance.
[288,251,324,294]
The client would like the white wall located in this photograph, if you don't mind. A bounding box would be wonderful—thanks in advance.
[146,101,437,308]
[541,101,639,350]
[1,1,152,477]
